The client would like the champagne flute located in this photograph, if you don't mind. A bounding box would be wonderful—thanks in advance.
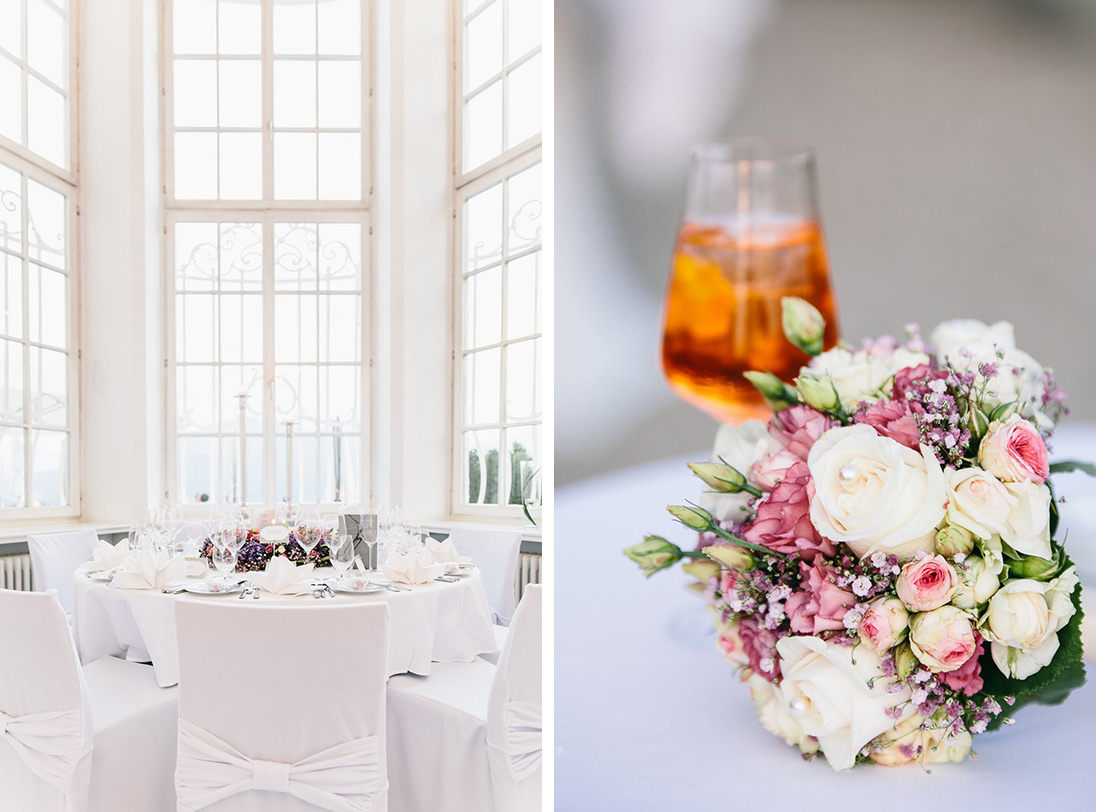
[662,138,839,423]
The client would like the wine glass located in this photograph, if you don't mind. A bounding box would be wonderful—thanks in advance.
[661,138,839,423]
[359,513,379,571]
[329,533,355,583]
[211,541,237,584]
[294,511,323,564]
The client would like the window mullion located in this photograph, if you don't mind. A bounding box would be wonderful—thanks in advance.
[261,0,274,203]
[20,173,30,507]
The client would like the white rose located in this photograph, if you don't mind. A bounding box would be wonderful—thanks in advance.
[929,319,1017,363]
[804,347,929,411]
[745,671,819,755]
[699,420,778,524]
[774,636,913,771]
[807,425,947,559]
[950,556,1001,610]
[985,567,1079,679]
[946,467,1015,541]
[1001,480,1052,560]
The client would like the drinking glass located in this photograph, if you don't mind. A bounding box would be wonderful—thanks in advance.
[294,511,323,563]
[359,513,379,571]
[329,533,355,583]
[211,542,237,584]
[662,138,839,423]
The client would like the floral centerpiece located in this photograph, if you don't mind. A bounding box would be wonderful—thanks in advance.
[625,299,1091,770]
[199,527,333,572]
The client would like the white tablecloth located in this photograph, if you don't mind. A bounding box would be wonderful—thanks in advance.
[73,568,499,688]
[556,423,1096,811]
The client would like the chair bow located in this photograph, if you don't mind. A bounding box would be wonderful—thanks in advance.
[504,700,542,781]
[175,719,382,812]
[0,707,87,792]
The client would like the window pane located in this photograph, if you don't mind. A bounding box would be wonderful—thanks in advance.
[173,0,216,54]
[220,365,263,433]
[463,80,502,172]
[504,424,540,506]
[174,59,217,127]
[464,348,500,425]
[274,0,316,55]
[465,1,502,92]
[0,426,25,508]
[26,180,65,269]
[0,57,20,145]
[30,428,67,506]
[219,132,262,200]
[274,364,319,428]
[28,263,66,348]
[177,294,216,363]
[175,132,218,199]
[274,294,318,363]
[318,295,359,362]
[0,2,22,59]
[177,365,218,433]
[507,162,541,254]
[317,430,356,503]
[1,253,22,338]
[463,429,500,505]
[274,222,318,291]
[274,133,318,200]
[505,338,538,422]
[175,222,218,292]
[319,365,360,431]
[218,222,263,291]
[507,0,541,61]
[218,0,261,55]
[0,338,23,421]
[0,165,21,253]
[218,59,261,127]
[506,52,540,149]
[464,268,501,349]
[318,61,360,128]
[465,182,502,270]
[317,133,360,200]
[27,76,66,168]
[219,293,262,363]
[317,0,360,56]
[29,346,66,427]
[27,0,65,87]
[506,251,539,339]
[274,60,317,128]
[178,436,217,505]
[318,224,360,291]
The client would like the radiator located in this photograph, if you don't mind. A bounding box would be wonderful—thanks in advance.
[1,553,32,591]
[517,552,541,598]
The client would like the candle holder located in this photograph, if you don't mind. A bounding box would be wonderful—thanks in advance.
[237,392,250,524]
[284,419,299,524]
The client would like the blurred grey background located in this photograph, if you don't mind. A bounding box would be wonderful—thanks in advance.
[556,0,1096,485]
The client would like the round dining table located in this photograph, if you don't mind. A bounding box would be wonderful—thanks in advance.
[72,566,499,688]
[555,422,1096,811]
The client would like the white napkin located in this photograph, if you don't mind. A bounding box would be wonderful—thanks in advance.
[381,549,446,585]
[82,538,131,573]
[425,537,472,566]
[111,548,188,591]
[247,555,315,595]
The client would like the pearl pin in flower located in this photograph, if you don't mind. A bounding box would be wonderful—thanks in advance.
[839,464,857,482]
[789,698,808,718]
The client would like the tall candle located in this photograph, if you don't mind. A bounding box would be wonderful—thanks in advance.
[286,420,295,506]
[237,393,248,509]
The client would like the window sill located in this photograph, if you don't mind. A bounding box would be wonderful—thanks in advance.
[0,519,130,555]
[425,518,542,554]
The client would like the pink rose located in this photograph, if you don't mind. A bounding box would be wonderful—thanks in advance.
[896,555,958,612]
[715,619,751,666]
[909,606,977,673]
[858,596,910,652]
[769,405,838,461]
[748,449,802,491]
[892,364,948,414]
[741,462,835,561]
[738,616,781,682]
[978,413,1049,483]
[854,398,921,451]
[786,560,856,635]
[939,638,985,697]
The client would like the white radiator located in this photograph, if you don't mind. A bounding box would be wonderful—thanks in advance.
[1,553,32,591]
[517,552,541,598]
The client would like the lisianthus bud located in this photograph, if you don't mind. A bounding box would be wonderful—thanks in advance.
[743,371,800,410]
[782,296,825,356]
[935,526,975,558]
[704,544,755,571]
[1008,546,1065,581]
[858,596,910,652]
[795,374,840,412]
[667,504,712,532]
[967,403,990,440]
[689,462,753,494]
[623,536,684,578]
[682,559,721,582]
[894,643,919,680]
[950,555,1000,610]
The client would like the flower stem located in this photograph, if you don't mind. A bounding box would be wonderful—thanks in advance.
[709,523,788,560]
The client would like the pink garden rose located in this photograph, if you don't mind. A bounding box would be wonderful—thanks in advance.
[769,405,838,461]
[978,413,1049,483]
[909,606,977,673]
[858,596,910,652]
[896,555,958,612]
[854,398,921,451]
[939,638,985,697]
[742,462,835,561]
[748,449,803,491]
[737,616,781,682]
[786,560,856,635]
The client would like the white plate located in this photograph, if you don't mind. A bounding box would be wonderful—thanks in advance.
[86,570,114,582]
[183,581,246,596]
[331,581,387,595]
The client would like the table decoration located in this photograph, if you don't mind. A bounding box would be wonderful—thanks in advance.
[198,527,332,572]
[247,555,316,595]
[111,548,188,591]
[382,549,446,586]
[426,536,472,565]
[625,298,1089,770]
[83,537,131,573]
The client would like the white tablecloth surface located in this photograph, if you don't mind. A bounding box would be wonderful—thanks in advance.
[73,568,498,688]
[556,422,1096,811]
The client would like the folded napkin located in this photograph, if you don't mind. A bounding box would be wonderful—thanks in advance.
[111,548,188,591]
[247,555,316,595]
[381,549,446,585]
[83,538,131,573]
[425,537,472,566]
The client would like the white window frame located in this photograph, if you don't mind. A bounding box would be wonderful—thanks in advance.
[450,0,542,521]
[0,0,81,522]
[161,0,374,515]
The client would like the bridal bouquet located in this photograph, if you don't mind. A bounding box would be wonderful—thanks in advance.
[625,299,1089,770]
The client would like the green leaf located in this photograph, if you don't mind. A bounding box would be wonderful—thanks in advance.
[988,401,1017,422]
[1049,460,1096,477]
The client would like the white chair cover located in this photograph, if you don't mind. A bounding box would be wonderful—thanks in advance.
[27,530,100,615]
[487,585,542,811]
[174,599,391,812]
[444,528,522,624]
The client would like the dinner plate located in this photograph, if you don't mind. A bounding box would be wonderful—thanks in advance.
[183,581,246,596]
[331,581,387,595]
